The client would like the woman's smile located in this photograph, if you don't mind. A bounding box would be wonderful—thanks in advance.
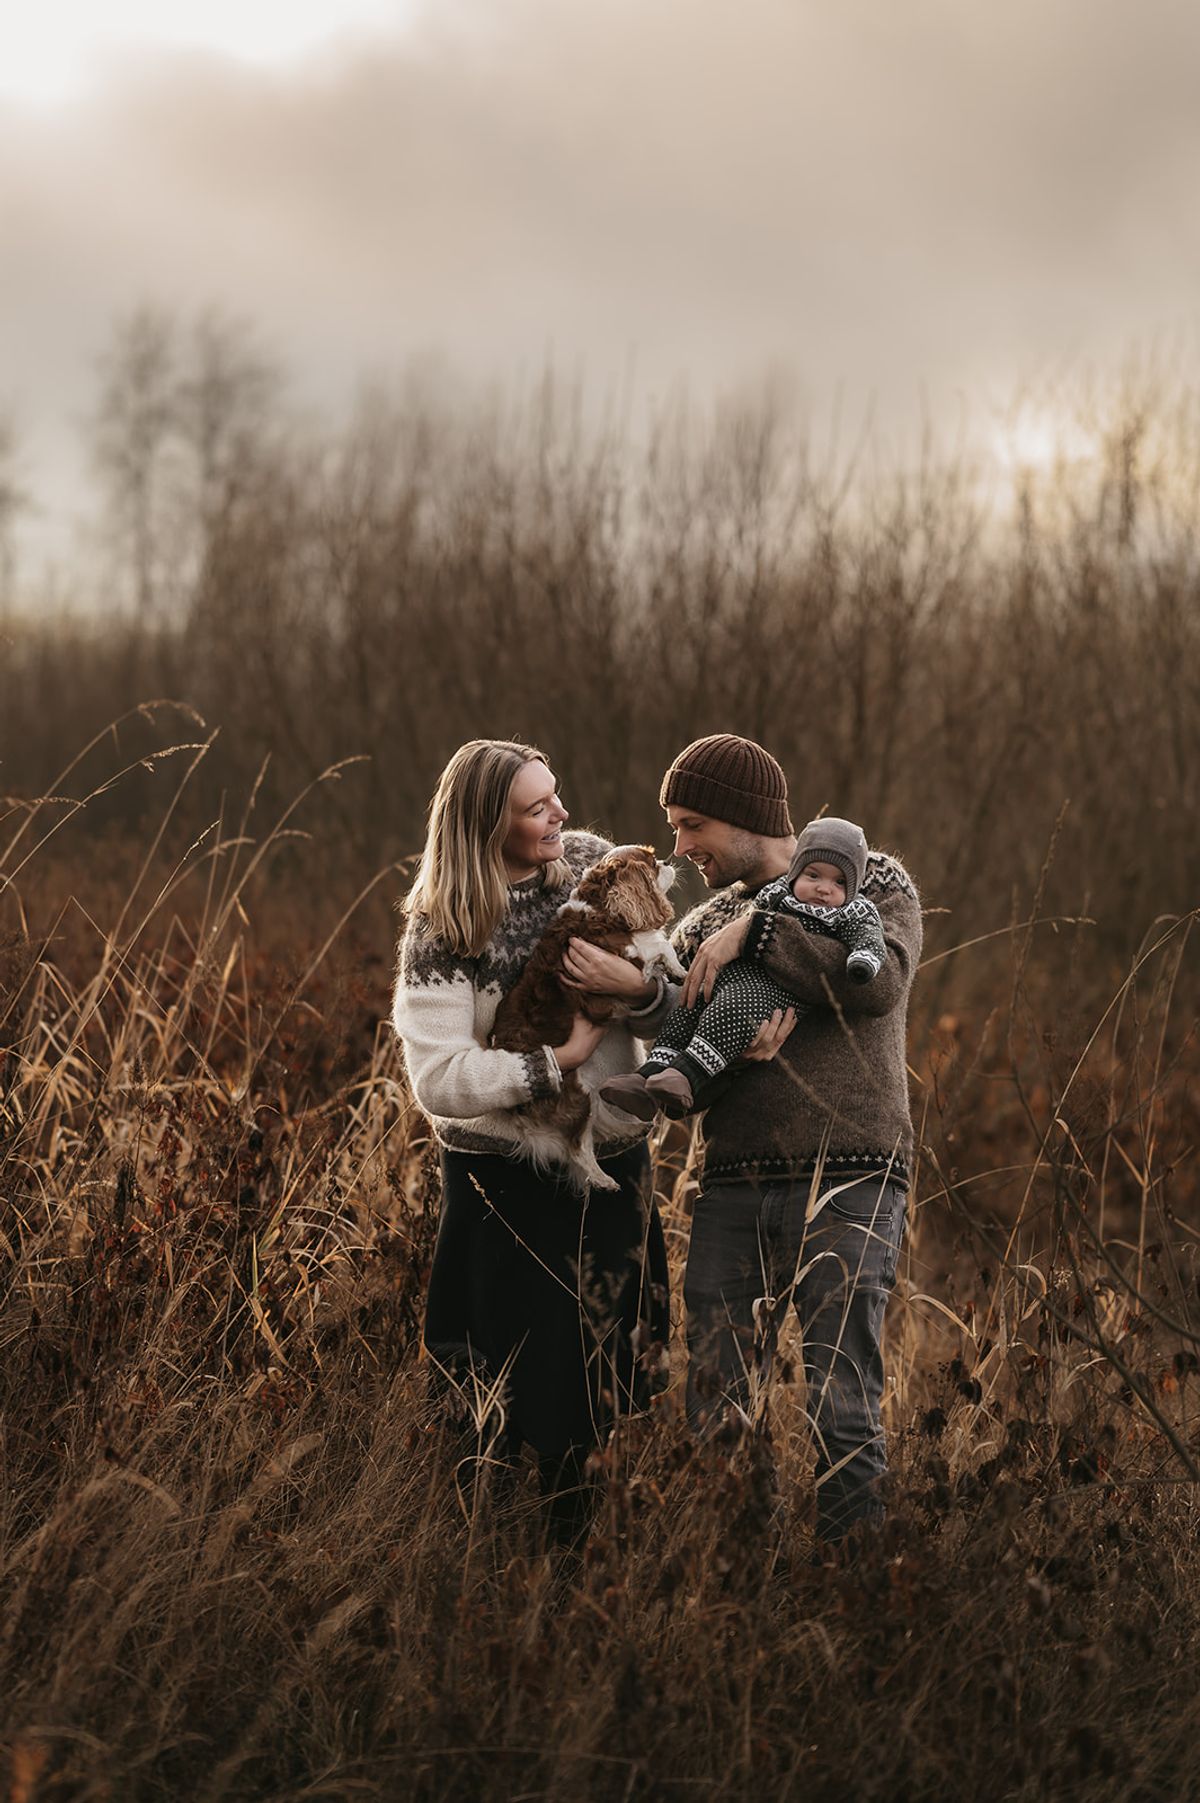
[502,759,570,878]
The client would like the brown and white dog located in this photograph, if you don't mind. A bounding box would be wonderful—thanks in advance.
[490,844,684,1190]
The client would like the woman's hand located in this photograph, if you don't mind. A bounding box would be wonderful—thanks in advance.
[552,1014,607,1072]
[561,938,656,1003]
[740,1008,796,1063]
[681,914,750,1008]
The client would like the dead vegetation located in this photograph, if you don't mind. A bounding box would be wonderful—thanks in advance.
[1,349,1199,1797]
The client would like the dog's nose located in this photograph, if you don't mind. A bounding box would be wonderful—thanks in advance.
[657,862,677,892]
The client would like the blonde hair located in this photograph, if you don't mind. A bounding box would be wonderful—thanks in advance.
[403,740,571,956]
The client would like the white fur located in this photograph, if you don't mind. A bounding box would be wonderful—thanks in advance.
[513,1046,622,1191]
[628,925,686,985]
[510,1108,619,1193]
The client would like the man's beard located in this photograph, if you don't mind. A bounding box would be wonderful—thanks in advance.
[713,829,768,888]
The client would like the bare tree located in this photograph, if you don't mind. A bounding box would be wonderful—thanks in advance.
[175,307,280,547]
[90,307,285,619]
[90,306,180,619]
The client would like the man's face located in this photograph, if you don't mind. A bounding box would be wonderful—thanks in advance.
[666,806,766,889]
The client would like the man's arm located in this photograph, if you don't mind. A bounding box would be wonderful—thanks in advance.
[671,893,746,1008]
[742,861,922,1017]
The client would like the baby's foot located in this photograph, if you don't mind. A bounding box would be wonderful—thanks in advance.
[644,1068,695,1119]
[598,1073,659,1120]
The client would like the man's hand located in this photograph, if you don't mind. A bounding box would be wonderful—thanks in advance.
[561,938,656,1003]
[681,913,750,1008]
[740,1008,796,1062]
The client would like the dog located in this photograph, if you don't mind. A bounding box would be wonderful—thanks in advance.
[490,844,685,1191]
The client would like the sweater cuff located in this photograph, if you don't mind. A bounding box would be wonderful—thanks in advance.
[627,974,666,1018]
[741,908,775,963]
[524,1047,562,1101]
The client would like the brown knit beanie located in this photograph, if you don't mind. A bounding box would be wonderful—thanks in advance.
[788,817,869,900]
[659,734,793,836]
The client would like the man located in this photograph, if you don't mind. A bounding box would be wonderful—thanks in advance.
[658,733,922,1546]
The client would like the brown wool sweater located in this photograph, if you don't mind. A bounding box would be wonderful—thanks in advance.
[671,851,923,1187]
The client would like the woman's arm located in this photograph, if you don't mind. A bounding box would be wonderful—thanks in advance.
[393,920,610,1119]
[393,975,562,1119]
[744,871,922,1017]
[624,974,677,1038]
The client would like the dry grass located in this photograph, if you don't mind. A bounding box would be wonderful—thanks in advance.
[2,353,1199,1794]
[1,725,1198,1802]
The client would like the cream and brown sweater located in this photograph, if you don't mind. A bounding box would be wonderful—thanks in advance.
[392,830,660,1162]
[672,851,922,1186]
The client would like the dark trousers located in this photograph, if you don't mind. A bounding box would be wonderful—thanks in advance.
[426,1143,669,1476]
[683,1172,906,1541]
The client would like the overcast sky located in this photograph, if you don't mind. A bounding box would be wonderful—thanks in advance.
[3,0,1199,585]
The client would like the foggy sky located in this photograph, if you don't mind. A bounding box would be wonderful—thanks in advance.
[4,0,1200,582]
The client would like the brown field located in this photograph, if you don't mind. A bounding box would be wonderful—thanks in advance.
[2,360,1199,1799]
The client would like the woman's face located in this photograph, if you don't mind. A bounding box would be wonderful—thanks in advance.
[501,759,569,879]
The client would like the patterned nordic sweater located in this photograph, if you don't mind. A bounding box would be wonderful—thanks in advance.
[672,850,923,1187]
[392,830,660,1162]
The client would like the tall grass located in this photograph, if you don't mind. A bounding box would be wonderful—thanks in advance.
[1,717,1197,1798]
[2,340,1198,1793]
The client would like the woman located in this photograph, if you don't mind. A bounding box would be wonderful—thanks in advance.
[392,739,670,1525]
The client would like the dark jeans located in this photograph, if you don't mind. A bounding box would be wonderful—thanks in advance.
[683,1172,906,1541]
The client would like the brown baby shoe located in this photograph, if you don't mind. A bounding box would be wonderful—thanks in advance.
[644,1068,695,1119]
[599,1073,659,1120]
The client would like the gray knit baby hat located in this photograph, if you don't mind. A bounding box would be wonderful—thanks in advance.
[788,817,869,900]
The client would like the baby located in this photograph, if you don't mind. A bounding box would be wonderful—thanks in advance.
[600,817,887,1120]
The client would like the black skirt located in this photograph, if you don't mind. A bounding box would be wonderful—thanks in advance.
[425,1142,670,1467]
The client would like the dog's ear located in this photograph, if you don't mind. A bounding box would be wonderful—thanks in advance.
[575,860,617,907]
[607,854,674,932]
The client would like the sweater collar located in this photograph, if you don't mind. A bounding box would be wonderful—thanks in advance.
[507,870,547,896]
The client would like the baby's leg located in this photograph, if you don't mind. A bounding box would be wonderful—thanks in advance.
[599,995,708,1119]
[652,963,798,1106]
[641,998,705,1073]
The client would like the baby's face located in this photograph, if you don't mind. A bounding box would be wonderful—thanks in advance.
[791,859,847,907]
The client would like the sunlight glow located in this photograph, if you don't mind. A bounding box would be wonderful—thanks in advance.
[0,2,415,105]
[992,405,1095,476]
